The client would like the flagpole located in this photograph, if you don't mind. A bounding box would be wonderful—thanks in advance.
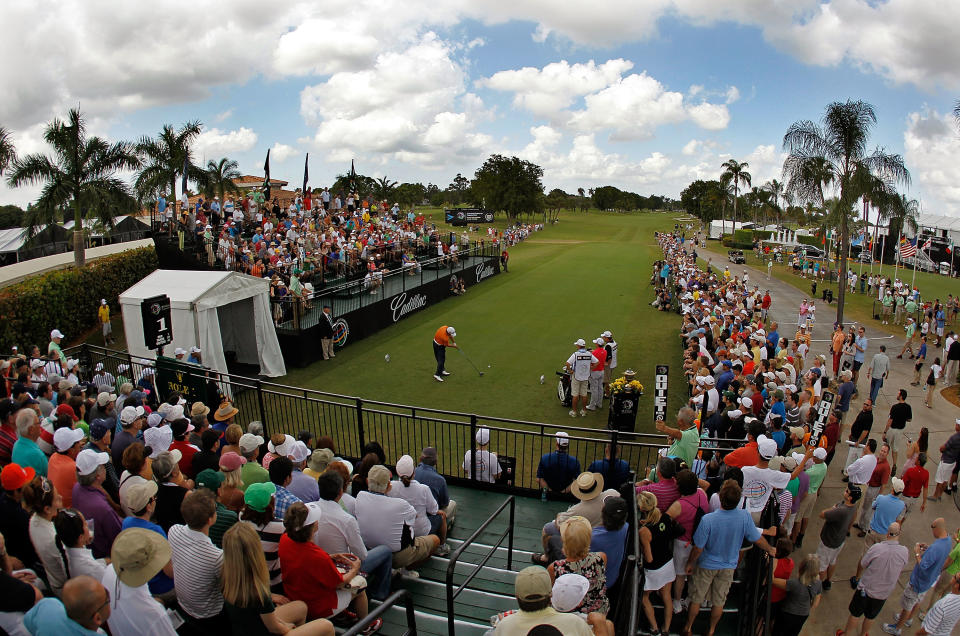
[911,236,918,290]
[894,228,901,283]
[879,231,885,277]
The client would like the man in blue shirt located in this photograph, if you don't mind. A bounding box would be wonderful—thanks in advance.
[11,409,47,477]
[766,323,780,350]
[854,326,869,387]
[24,576,110,635]
[587,444,631,491]
[868,478,906,545]
[715,361,735,393]
[682,481,775,636]
[837,369,856,424]
[414,447,457,526]
[536,432,581,494]
[882,517,952,635]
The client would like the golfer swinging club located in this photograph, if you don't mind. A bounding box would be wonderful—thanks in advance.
[433,325,457,382]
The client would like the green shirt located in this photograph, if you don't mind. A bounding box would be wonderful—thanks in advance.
[209,502,238,549]
[882,296,893,307]
[786,476,800,499]
[667,427,700,467]
[905,323,915,338]
[48,341,65,364]
[946,540,960,576]
[12,437,48,477]
[905,300,917,314]
[241,462,269,491]
[805,462,827,494]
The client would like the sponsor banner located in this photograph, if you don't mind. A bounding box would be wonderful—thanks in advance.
[278,256,501,364]
[445,208,495,226]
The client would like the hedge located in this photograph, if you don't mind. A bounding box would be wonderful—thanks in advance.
[0,247,158,352]
[733,229,772,243]
[722,239,755,249]
[796,234,822,247]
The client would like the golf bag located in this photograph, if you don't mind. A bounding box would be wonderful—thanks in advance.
[557,371,572,407]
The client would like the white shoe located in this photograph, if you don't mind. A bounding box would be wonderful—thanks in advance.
[441,370,451,375]
[673,599,683,614]
[580,409,586,417]
[434,375,444,382]
[436,543,451,556]
[585,405,597,411]
[569,410,577,417]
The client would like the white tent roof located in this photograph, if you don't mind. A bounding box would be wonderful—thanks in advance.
[119,270,242,308]
[63,215,149,236]
[916,214,960,232]
[0,228,30,253]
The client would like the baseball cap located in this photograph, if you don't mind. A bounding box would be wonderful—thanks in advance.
[196,469,225,492]
[555,431,570,447]
[111,527,172,588]
[702,375,715,385]
[125,480,158,513]
[89,419,111,441]
[146,413,164,428]
[739,397,753,409]
[307,448,334,473]
[476,427,491,445]
[50,329,64,339]
[151,450,181,480]
[395,455,415,477]
[789,426,806,439]
[96,391,117,407]
[551,573,589,612]
[757,435,778,459]
[143,426,172,458]
[593,337,604,346]
[601,330,612,338]
[367,465,392,493]
[169,419,194,438]
[239,433,264,453]
[120,405,145,425]
[163,404,185,422]
[288,441,311,464]
[189,346,201,354]
[53,427,85,452]
[574,338,586,347]
[174,348,187,357]
[1,463,35,491]
[446,327,456,337]
[244,482,276,512]
[219,452,247,472]
[515,566,552,602]
[780,456,798,471]
[303,502,322,526]
[891,477,905,494]
[75,449,109,476]
[813,447,828,460]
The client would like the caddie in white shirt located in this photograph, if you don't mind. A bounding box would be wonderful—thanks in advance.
[565,339,598,417]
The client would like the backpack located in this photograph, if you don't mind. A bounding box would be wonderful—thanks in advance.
[679,493,708,537]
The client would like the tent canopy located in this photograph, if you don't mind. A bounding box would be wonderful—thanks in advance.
[119,270,286,378]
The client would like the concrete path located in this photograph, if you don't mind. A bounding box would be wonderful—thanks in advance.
[698,243,960,636]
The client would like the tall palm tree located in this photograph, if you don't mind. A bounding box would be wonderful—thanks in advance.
[0,126,15,176]
[720,159,751,234]
[134,121,203,207]
[764,179,785,228]
[201,157,242,204]
[783,99,910,324]
[372,176,398,201]
[6,108,140,267]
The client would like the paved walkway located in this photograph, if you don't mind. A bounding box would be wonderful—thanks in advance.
[699,244,960,636]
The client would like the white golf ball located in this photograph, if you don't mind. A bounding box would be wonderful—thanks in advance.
[487,365,491,368]
[384,354,390,362]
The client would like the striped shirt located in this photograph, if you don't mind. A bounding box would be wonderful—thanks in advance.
[168,524,224,619]
[922,593,960,636]
[246,519,284,592]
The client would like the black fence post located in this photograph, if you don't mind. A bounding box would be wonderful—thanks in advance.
[608,429,619,490]
[255,380,268,436]
[356,398,366,453]
[469,414,477,483]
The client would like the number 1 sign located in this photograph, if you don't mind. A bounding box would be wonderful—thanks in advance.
[141,294,173,350]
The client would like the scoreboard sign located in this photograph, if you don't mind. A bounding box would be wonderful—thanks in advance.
[654,365,669,422]
[809,390,835,447]
[445,208,495,226]
[141,294,173,350]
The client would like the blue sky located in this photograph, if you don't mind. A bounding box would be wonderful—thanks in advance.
[1,0,958,216]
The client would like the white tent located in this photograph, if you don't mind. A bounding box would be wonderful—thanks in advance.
[119,270,286,378]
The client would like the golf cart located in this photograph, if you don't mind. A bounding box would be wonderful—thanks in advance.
[727,250,745,264]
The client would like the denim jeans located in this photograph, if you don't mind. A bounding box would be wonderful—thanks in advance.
[362,544,394,600]
[869,377,883,403]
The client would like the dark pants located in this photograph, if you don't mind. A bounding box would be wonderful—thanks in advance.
[434,342,446,375]
[775,611,809,636]
[180,609,231,635]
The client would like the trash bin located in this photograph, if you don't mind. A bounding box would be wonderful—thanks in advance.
[608,388,641,432]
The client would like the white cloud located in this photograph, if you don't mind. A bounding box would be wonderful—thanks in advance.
[725,86,740,104]
[480,59,634,118]
[687,102,730,130]
[273,17,382,76]
[903,110,960,217]
[270,143,298,162]
[193,127,258,158]
[213,109,234,123]
[682,139,702,156]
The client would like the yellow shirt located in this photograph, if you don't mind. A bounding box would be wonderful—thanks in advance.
[98,305,110,325]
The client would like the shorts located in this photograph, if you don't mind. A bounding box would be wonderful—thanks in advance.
[603,366,612,384]
[900,582,928,611]
[848,589,886,620]
[643,559,676,591]
[935,461,957,484]
[392,535,436,569]
[102,322,112,336]
[571,378,589,397]
[886,428,907,456]
[795,490,818,520]
[326,588,354,618]
[853,360,863,371]
[688,567,735,608]
[902,495,921,515]
[673,541,693,575]
[816,541,844,570]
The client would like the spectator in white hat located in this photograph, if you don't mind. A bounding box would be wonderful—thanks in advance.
[111,405,145,467]
[48,427,85,508]
[72,449,121,559]
[286,441,319,503]
[493,566,593,635]
[173,348,187,361]
[48,329,66,369]
[239,433,269,490]
[463,427,501,483]
[391,454,449,555]
[187,346,202,365]
[565,339,598,417]
[537,431,581,495]
[91,363,115,392]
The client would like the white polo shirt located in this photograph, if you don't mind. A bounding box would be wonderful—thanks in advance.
[102,565,178,636]
[355,490,418,552]
[312,498,368,559]
[388,479,438,537]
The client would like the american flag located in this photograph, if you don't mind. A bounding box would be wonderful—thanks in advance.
[899,238,917,258]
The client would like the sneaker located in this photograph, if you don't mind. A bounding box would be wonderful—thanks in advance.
[436,543,451,556]
[441,370,451,375]
[585,405,597,411]
[673,599,684,614]
[569,410,577,418]
[434,375,444,382]
[396,568,419,579]
[881,623,902,635]
[360,617,384,635]
[822,579,832,591]
[795,533,804,550]
[579,409,587,417]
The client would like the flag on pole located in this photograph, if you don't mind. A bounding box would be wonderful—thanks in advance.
[262,149,271,200]
[302,153,309,196]
[349,159,357,194]
[899,237,917,258]
[947,242,953,255]
[921,237,932,251]
[181,154,189,201]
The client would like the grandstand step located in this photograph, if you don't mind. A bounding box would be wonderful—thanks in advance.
[394,576,516,624]
[418,554,519,594]
[359,603,491,636]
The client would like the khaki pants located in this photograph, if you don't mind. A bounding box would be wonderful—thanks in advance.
[321,338,335,359]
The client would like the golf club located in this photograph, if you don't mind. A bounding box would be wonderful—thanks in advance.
[458,347,485,376]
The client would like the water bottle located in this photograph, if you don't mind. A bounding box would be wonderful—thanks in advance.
[541,488,547,503]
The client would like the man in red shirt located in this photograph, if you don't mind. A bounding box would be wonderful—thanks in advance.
[0,399,18,466]
[585,338,607,412]
[761,291,772,322]
[900,453,929,520]
[169,419,199,480]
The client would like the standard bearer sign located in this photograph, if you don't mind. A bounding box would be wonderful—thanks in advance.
[653,365,669,422]
[141,294,173,350]
[809,390,835,447]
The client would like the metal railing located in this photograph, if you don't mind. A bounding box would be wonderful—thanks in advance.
[611,479,640,636]
[445,495,515,636]
[341,589,417,636]
[737,545,773,636]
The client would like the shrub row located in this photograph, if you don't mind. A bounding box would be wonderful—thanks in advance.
[0,247,158,352]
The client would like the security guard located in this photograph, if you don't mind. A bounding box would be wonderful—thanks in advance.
[601,330,618,397]
[565,339,598,418]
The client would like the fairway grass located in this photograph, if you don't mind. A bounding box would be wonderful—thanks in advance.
[282,211,690,432]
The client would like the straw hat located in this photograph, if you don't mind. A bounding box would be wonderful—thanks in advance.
[214,400,239,422]
[570,472,604,501]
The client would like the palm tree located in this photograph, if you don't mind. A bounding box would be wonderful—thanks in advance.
[783,99,910,324]
[372,176,398,201]
[134,121,203,207]
[6,108,140,267]
[764,179,785,228]
[720,159,751,234]
[201,157,242,204]
[0,126,15,176]
[954,99,960,129]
